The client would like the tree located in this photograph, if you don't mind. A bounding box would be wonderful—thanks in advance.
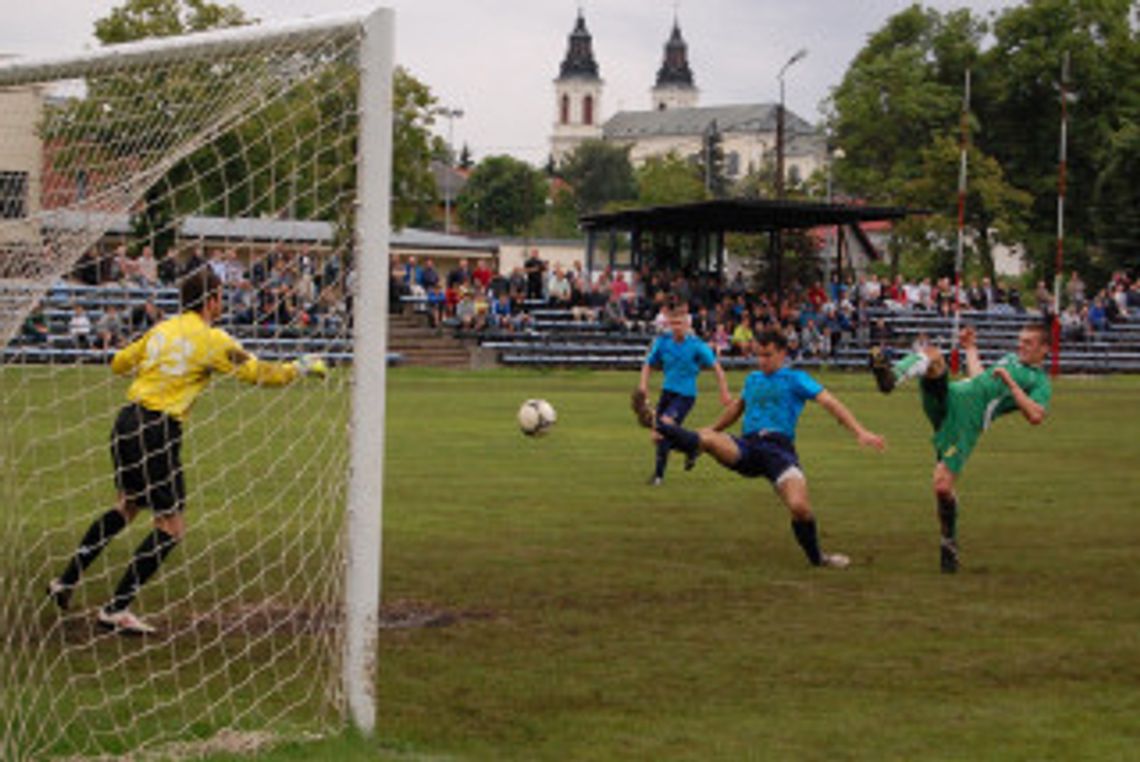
[94,0,247,42]
[1092,119,1140,275]
[979,0,1139,279]
[698,120,728,198]
[557,140,636,214]
[634,153,706,206]
[901,134,1032,279]
[391,67,442,229]
[456,155,546,235]
[458,143,474,170]
[825,6,984,205]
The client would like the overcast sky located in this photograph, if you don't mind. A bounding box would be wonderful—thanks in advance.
[2,0,1021,164]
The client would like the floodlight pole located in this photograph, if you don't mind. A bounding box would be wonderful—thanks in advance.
[345,6,394,736]
[438,106,464,235]
[951,68,970,375]
[1051,52,1069,378]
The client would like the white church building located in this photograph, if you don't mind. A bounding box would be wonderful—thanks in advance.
[549,12,827,187]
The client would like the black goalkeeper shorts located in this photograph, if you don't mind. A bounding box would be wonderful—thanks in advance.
[111,403,185,515]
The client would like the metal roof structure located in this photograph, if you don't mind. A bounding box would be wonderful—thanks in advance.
[580,198,916,234]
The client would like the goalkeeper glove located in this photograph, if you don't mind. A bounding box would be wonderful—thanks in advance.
[295,353,329,379]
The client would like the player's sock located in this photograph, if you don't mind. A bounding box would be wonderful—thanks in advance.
[655,420,699,457]
[937,494,959,573]
[791,518,823,566]
[654,438,670,480]
[58,509,128,588]
[892,352,930,385]
[105,529,179,614]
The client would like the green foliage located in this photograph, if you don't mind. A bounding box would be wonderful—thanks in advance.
[457,143,474,170]
[76,4,442,232]
[980,0,1139,278]
[900,133,1033,279]
[826,5,985,204]
[1092,119,1140,274]
[391,67,442,229]
[93,0,248,43]
[557,140,637,214]
[698,120,729,198]
[456,155,546,235]
[634,153,707,207]
[533,184,585,239]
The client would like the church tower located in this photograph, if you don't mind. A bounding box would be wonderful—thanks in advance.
[551,10,603,165]
[650,18,698,111]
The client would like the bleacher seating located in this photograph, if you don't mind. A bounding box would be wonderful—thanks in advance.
[3,283,404,366]
[479,305,1140,374]
[6,283,1140,373]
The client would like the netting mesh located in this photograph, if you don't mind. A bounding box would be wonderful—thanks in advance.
[1,21,369,760]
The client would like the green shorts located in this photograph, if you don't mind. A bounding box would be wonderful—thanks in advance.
[920,374,982,475]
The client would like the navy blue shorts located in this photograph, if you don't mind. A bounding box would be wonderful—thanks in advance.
[729,432,802,483]
[656,390,695,425]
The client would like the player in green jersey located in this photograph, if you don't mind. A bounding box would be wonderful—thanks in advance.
[869,323,1052,573]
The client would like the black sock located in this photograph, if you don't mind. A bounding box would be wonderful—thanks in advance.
[654,438,670,479]
[106,529,179,613]
[656,420,700,456]
[937,494,958,544]
[791,518,823,566]
[59,509,128,587]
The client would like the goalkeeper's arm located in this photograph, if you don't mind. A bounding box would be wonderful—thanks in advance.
[218,347,327,386]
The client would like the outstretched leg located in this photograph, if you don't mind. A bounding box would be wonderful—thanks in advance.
[870,344,942,395]
[50,498,138,610]
[933,463,959,573]
[776,474,848,568]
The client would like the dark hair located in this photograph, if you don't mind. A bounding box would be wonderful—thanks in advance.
[179,267,222,312]
[755,329,788,350]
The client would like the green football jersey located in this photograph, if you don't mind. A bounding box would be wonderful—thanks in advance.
[952,353,1052,431]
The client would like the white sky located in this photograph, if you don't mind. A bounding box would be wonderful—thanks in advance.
[2,0,1020,164]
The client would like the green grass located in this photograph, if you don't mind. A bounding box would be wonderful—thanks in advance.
[5,367,1140,760]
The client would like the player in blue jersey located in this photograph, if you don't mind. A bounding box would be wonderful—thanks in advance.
[633,329,886,568]
[634,305,732,485]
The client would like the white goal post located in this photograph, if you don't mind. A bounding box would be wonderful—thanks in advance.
[0,8,390,759]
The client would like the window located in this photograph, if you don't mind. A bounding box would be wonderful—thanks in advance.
[583,95,593,126]
[560,94,569,125]
[0,171,29,219]
[788,165,801,187]
[726,151,740,177]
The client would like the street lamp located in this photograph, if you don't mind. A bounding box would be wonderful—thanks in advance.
[437,106,464,234]
[773,48,807,300]
[826,146,846,281]
[776,48,807,199]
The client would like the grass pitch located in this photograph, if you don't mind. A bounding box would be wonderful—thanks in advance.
[5,366,1139,760]
[286,367,1138,761]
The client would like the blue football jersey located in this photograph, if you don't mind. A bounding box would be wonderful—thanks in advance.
[645,334,717,397]
[740,367,823,440]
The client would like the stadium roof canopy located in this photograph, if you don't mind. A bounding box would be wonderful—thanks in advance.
[578,198,922,290]
[579,198,914,234]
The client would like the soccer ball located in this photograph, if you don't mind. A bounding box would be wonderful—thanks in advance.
[517,398,557,436]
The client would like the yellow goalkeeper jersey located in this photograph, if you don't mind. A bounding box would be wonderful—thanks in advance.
[112,311,298,421]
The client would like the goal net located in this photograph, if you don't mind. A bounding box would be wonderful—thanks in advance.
[0,11,390,760]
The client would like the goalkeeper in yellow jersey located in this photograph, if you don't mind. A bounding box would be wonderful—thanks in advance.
[48,268,328,635]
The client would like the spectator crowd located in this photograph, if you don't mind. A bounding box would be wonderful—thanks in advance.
[391,247,1139,362]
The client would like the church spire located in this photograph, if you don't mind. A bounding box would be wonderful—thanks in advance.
[655,17,694,88]
[558,10,600,80]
